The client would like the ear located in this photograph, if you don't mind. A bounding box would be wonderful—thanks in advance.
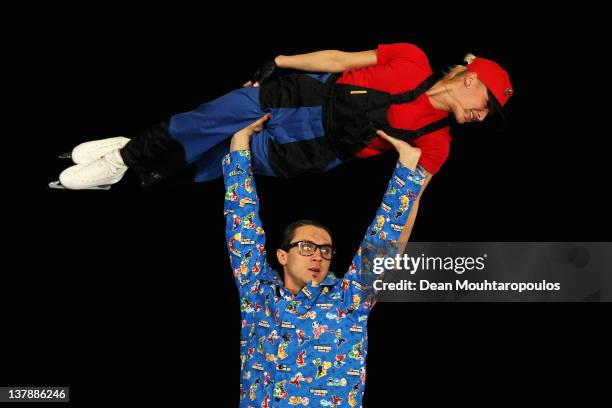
[465,72,478,89]
[277,249,288,266]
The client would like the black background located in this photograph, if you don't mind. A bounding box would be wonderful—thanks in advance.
[5,5,609,406]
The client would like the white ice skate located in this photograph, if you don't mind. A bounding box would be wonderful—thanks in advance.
[50,149,128,190]
[59,136,130,164]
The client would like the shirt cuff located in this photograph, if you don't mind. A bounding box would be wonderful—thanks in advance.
[394,161,425,185]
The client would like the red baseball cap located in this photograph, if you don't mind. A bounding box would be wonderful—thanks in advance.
[466,57,513,121]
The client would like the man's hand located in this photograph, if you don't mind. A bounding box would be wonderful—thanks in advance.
[230,114,271,151]
[243,59,278,88]
[376,130,422,171]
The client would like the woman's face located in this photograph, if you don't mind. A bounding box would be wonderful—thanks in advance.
[450,74,491,124]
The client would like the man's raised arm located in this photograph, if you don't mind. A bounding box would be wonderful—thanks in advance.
[223,115,271,291]
[342,130,425,311]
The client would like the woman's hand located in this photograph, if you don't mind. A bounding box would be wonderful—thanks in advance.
[230,114,271,152]
[376,130,422,171]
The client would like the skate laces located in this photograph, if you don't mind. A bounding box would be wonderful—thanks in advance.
[101,150,126,175]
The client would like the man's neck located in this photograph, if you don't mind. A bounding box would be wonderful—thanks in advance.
[283,274,305,296]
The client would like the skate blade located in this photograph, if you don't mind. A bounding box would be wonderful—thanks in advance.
[58,152,72,160]
[48,180,112,191]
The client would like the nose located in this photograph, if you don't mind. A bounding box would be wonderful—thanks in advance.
[475,110,488,122]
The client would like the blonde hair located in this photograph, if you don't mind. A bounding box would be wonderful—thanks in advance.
[444,53,477,80]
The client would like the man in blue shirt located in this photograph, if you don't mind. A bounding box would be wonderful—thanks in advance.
[225,114,424,407]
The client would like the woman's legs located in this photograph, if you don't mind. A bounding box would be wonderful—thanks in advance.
[169,87,265,164]
[57,87,265,189]
[56,76,346,188]
[189,105,343,182]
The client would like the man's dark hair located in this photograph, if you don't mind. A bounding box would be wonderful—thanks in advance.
[280,219,334,250]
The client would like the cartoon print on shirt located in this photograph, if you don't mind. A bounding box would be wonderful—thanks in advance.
[223,143,425,406]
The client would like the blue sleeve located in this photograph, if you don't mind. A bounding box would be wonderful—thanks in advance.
[342,162,426,314]
[223,150,269,292]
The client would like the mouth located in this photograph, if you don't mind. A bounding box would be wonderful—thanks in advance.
[308,267,321,274]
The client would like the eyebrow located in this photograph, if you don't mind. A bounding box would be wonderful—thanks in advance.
[299,239,333,246]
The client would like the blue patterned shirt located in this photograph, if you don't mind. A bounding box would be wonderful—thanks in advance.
[223,150,424,407]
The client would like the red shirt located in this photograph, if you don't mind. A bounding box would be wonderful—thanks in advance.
[336,43,451,174]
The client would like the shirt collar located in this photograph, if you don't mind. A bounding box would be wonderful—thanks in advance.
[290,272,342,314]
[258,268,341,309]
[258,265,283,285]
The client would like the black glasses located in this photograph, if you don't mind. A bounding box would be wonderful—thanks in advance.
[284,241,335,260]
